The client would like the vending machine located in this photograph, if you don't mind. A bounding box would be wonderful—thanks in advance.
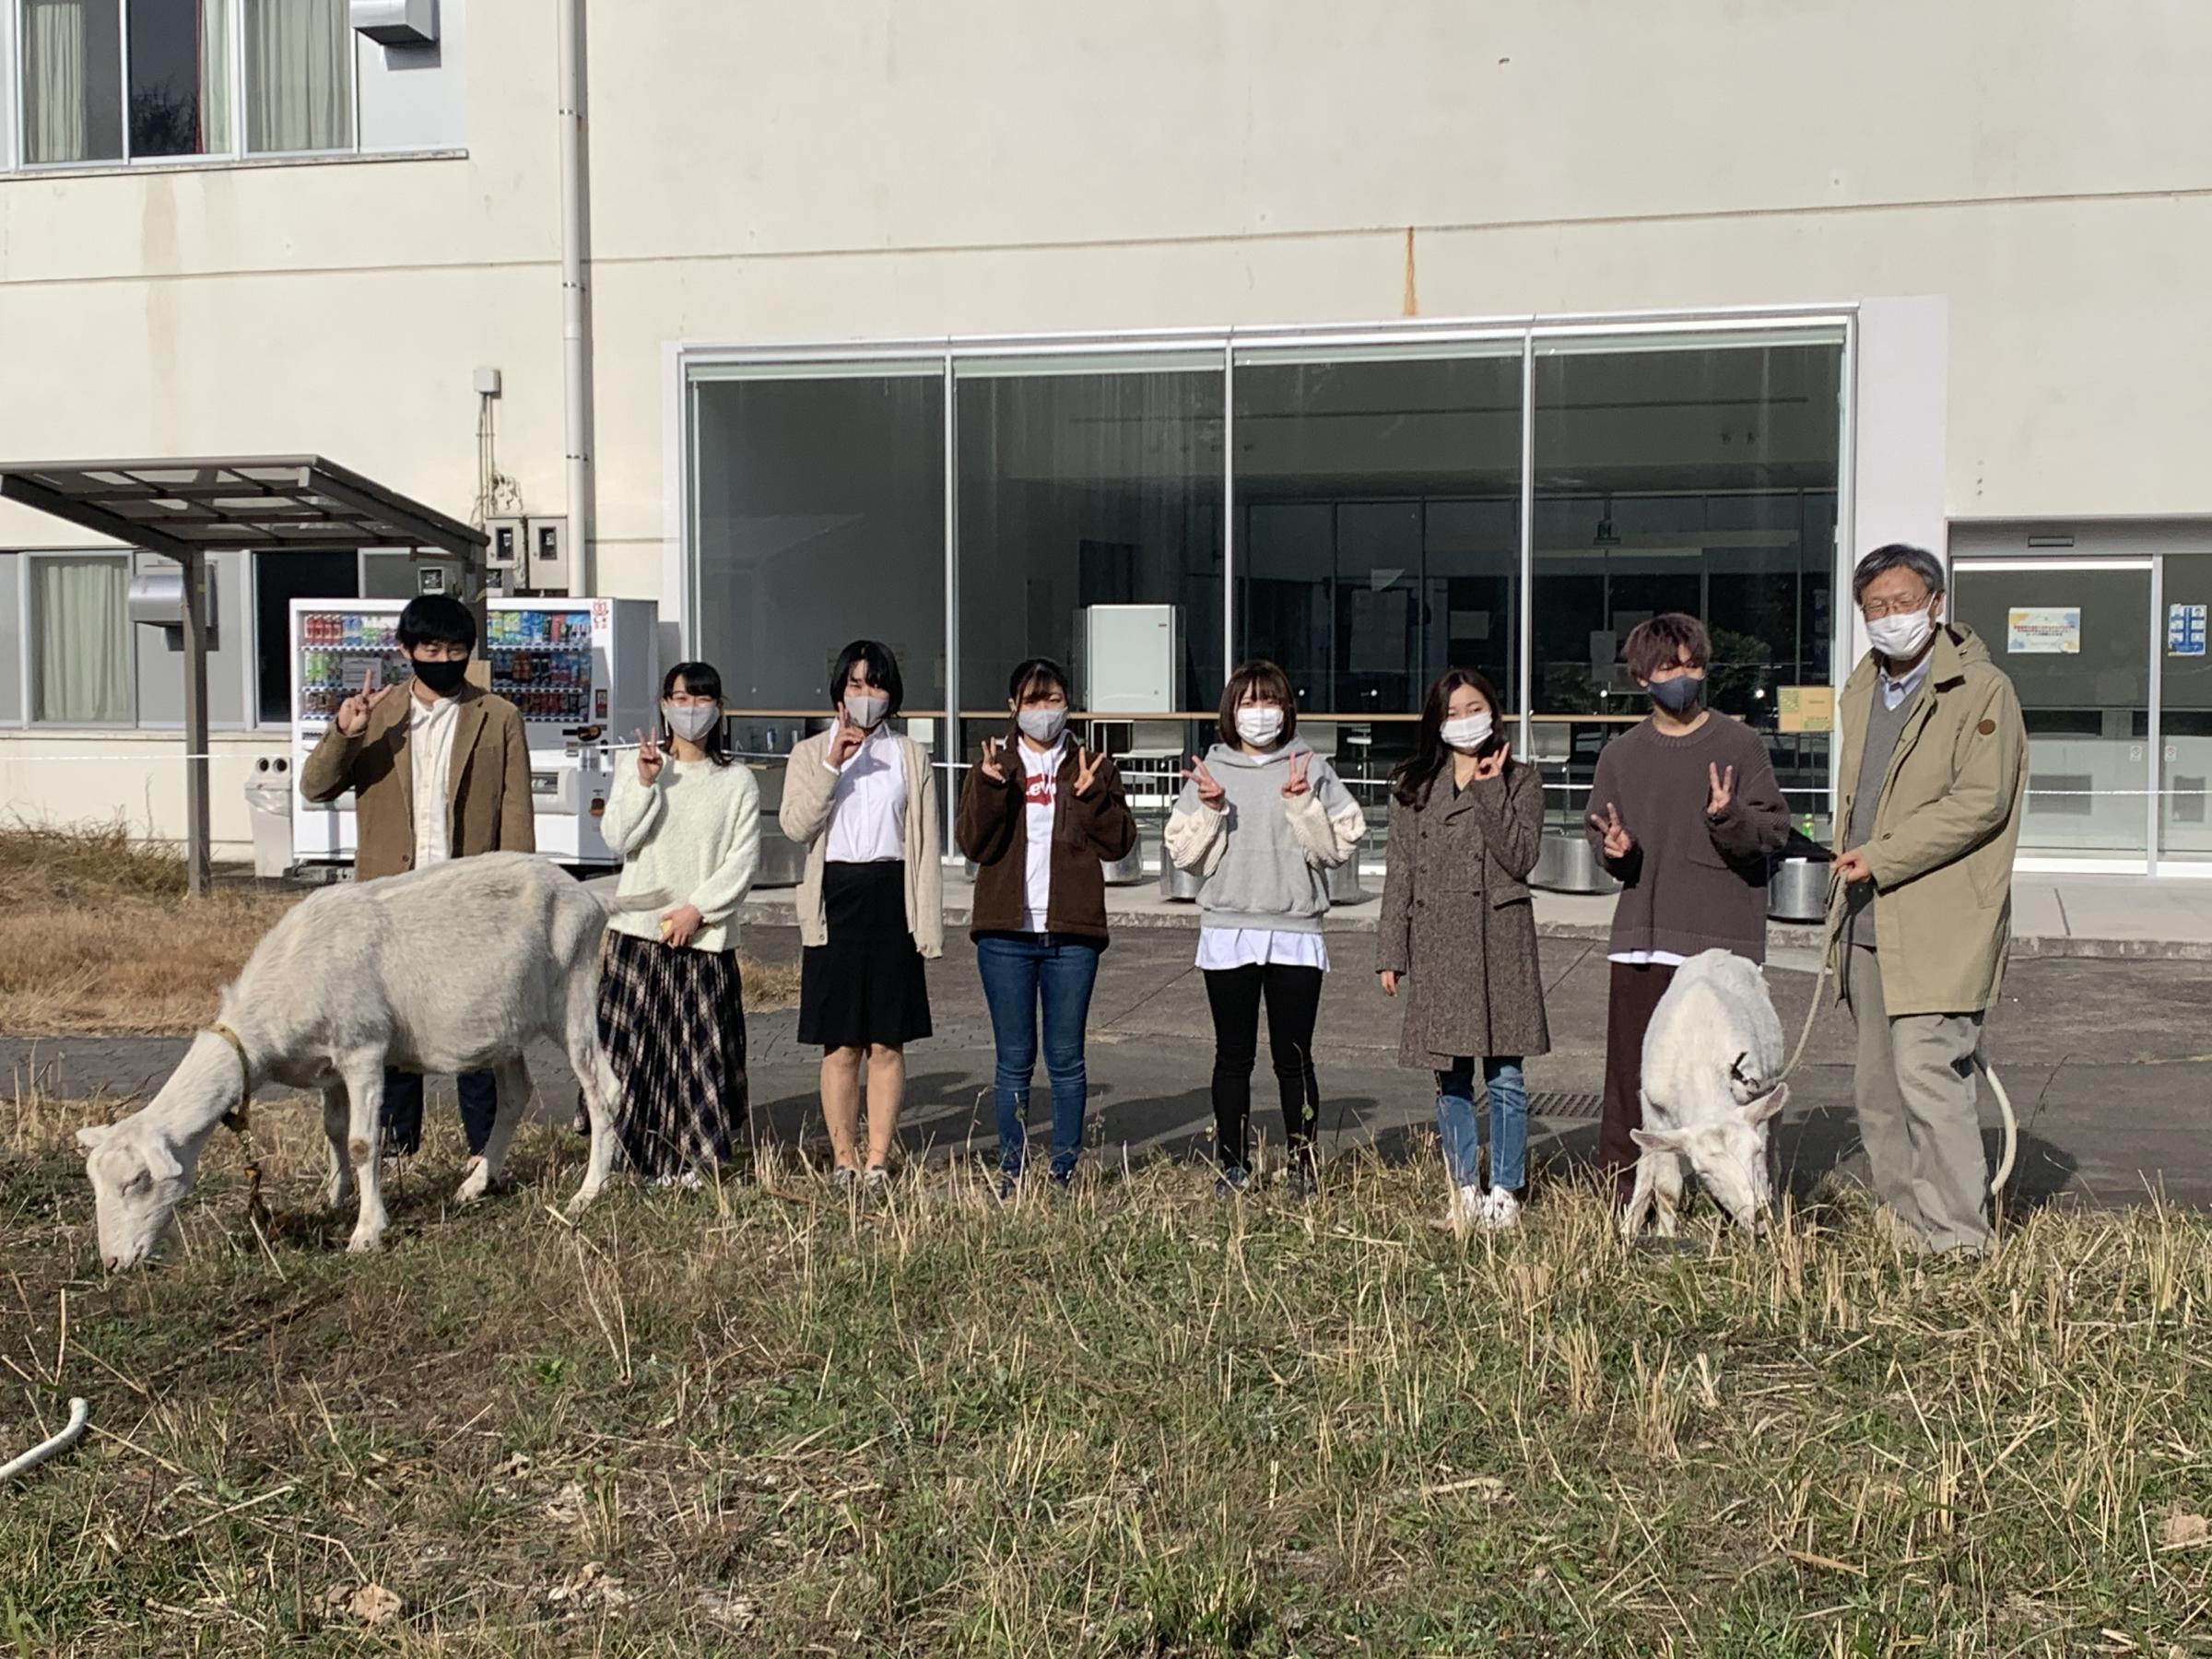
[290,596,660,870]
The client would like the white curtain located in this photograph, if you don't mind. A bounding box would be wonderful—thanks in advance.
[33,558,133,724]
[199,0,232,152]
[244,0,350,154]
[24,0,123,164]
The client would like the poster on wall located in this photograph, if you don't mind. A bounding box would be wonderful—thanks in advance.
[2007,607,2081,654]
[2171,603,2207,657]
[1777,686,1834,733]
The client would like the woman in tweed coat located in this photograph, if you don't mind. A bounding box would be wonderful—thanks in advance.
[1377,669,1550,1229]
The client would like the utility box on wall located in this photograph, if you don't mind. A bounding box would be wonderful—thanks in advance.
[525,517,571,594]
[351,0,437,46]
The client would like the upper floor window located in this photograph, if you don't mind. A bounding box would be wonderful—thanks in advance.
[19,0,352,167]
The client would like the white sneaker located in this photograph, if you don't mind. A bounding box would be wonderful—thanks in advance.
[1478,1188,1521,1230]
[1444,1183,1486,1228]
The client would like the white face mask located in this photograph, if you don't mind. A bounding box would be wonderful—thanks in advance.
[1440,712,1493,753]
[1866,606,1936,662]
[844,692,888,730]
[1016,706,1067,746]
[662,702,720,743]
[1235,706,1285,747]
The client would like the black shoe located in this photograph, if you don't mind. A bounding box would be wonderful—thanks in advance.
[1287,1164,1319,1202]
[993,1170,1020,1204]
[1214,1166,1252,1199]
[1048,1168,1076,1199]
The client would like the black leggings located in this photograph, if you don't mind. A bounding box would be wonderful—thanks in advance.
[1203,963,1324,1173]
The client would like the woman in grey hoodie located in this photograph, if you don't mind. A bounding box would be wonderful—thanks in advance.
[1166,661,1365,1196]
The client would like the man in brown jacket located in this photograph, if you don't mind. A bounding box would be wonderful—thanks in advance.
[1831,545,2026,1255]
[300,594,535,1165]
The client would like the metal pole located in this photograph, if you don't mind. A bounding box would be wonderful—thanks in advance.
[559,0,594,594]
[181,549,212,898]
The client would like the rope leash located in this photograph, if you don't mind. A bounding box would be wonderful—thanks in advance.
[207,1023,271,1230]
[1778,888,2018,1200]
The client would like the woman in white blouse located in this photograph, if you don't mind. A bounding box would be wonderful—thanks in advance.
[777,641,943,1197]
[595,661,761,1186]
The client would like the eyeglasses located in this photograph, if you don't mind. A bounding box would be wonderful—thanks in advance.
[1861,594,1933,619]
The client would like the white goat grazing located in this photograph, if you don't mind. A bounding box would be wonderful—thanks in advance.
[1624,947,1791,1238]
[78,853,642,1268]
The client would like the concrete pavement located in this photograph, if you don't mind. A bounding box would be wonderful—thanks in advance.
[13,923,2208,1213]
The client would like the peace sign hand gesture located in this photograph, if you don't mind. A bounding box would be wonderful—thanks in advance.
[1472,746,1509,782]
[1587,800,1633,860]
[1073,745,1106,797]
[335,681,393,738]
[635,727,664,786]
[1706,763,1736,819]
[1280,752,1313,800]
[978,736,1007,784]
[1182,755,1227,811]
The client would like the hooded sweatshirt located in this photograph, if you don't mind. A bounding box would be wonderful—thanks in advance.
[1165,739,1366,934]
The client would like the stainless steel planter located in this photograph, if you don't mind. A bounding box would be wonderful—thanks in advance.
[1768,855,1832,924]
[752,827,809,889]
[1159,857,1205,902]
[1531,828,1623,895]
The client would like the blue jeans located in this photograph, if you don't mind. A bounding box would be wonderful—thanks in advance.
[975,932,1102,1178]
[1434,1057,1526,1193]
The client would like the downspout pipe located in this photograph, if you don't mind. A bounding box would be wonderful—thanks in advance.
[558,0,593,594]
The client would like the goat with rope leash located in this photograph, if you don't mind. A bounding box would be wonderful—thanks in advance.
[207,1022,274,1233]
[1777,878,2018,1202]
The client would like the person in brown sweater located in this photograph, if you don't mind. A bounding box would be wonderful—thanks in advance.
[1583,614,1790,1206]
[954,657,1138,1194]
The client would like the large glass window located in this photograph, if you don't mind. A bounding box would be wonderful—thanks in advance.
[22,0,124,162]
[1532,336,1842,832]
[1233,347,1522,824]
[2161,553,2212,866]
[955,357,1224,716]
[693,369,947,728]
[241,0,350,155]
[31,554,132,723]
[254,549,356,724]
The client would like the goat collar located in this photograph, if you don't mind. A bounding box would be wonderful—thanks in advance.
[208,1024,253,1134]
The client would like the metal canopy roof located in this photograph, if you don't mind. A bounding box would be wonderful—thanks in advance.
[0,455,486,560]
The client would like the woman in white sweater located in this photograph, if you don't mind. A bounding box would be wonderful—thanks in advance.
[596,661,762,1186]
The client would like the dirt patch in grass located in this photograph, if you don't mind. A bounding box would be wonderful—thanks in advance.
[0,821,799,1035]
[6,1086,2210,1656]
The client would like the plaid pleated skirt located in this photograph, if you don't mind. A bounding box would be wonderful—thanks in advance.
[596,929,748,1179]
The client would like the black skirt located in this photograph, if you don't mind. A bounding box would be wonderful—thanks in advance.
[596,930,748,1178]
[798,861,933,1050]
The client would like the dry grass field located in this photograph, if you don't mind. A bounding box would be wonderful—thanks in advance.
[0,822,796,1035]
[4,1079,2209,1656]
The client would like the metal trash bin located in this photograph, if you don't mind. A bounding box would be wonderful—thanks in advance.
[242,756,295,880]
[752,827,808,889]
[1100,842,1146,886]
[1531,827,1623,895]
[1159,856,1205,902]
[1768,855,1832,924]
[1324,843,1370,905]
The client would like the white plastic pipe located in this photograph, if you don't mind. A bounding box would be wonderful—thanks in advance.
[558,0,593,594]
[2,1397,88,1482]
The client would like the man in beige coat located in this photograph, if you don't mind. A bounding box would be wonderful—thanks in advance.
[1830,545,2027,1254]
[300,594,534,1165]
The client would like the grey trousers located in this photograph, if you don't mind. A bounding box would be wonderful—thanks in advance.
[1844,946,1994,1253]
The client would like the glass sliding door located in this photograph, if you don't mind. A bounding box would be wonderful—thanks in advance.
[691,365,947,816]
[1531,332,1843,832]
[1230,345,1523,831]
[2159,553,2212,868]
[1950,559,2154,863]
[955,354,1224,822]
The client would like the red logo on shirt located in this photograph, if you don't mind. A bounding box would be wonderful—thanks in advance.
[1024,775,1056,808]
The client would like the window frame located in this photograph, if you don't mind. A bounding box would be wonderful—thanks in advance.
[24,547,137,728]
[11,0,364,172]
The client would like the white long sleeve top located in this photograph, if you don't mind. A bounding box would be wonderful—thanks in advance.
[598,756,763,955]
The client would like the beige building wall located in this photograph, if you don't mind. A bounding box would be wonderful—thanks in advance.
[4,0,2207,847]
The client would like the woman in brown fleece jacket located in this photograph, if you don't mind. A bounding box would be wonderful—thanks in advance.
[955,658,1138,1194]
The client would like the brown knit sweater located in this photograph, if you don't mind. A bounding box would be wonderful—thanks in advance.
[1583,715,1790,963]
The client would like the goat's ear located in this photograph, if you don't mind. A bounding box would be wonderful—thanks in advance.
[1745,1083,1791,1124]
[76,1124,112,1151]
[1630,1127,1686,1153]
[144,1139,183,1181]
